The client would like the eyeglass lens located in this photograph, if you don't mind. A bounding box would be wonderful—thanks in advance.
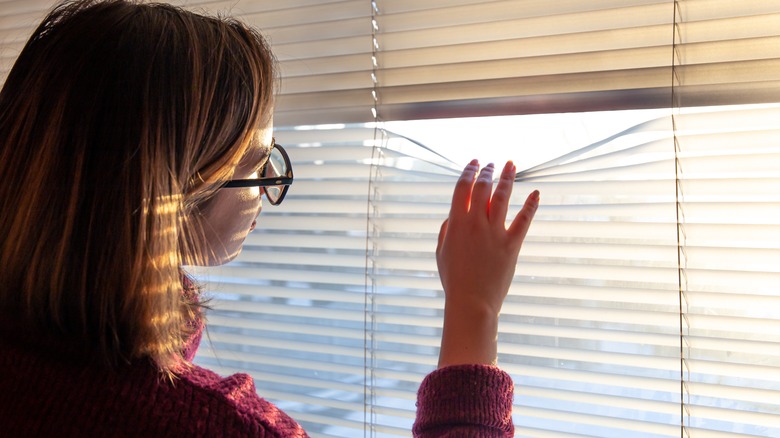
[264,146,286,203]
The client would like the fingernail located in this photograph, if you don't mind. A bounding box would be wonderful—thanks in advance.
[502,161,514,177]
[466,159,478,169]
[530,190,540,206]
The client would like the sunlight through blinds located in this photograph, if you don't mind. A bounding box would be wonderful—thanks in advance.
[194,104,780,436]
[674,106,780,437]
[510,104,780,436]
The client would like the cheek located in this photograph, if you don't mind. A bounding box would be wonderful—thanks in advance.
[239,187,263,209]
[195,188,262,264]
[208,188,261,228]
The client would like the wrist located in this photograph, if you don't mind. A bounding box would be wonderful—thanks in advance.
[438,302,500,368]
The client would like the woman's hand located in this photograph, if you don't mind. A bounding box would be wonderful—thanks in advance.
[437,160,539,368]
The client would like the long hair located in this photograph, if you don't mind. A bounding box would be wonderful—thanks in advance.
[0,0,276,373]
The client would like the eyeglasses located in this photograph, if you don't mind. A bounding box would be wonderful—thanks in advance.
[223,142,293,206]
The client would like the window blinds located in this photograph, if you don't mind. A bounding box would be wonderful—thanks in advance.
[178,0,780,124]
[511,103,780,436]
[5,1,778,124]
[374,0,780,120]
[193,103,780,436]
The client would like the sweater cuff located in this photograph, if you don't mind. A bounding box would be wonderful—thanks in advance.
[413,364,514,437]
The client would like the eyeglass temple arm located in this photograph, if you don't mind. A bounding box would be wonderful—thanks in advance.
[223,177,294,188]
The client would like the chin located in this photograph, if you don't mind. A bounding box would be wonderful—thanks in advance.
[214,249,242,266]
[195,245,243,267]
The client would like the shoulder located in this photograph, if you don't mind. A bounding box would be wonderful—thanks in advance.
[169,364,309,437]
[0,330,308,437]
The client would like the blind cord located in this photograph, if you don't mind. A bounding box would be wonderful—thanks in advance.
[364,2,382,437]
[671,1,690,436]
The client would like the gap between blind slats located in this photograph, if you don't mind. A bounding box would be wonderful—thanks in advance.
[178,0,370,28]
[683,429,769,438]
[280,53,368,77]
[512,427,592,438]
[510,364,680,393]
[241,236,689,262]
[199,348,428,384]
[271,198,681,217]
[687,404,780,430]
[199,266,365,285]
[685,358,780,383]
[205,278,780,343]
[208,300,682,333]
[380,0,669,17]
[519,385,679,416]
[203,230,780,256]
[204,333,363,370]
[212,368,366,399]
[202,283,365,302]
[243,232,367,250]
[378,3,671,47]
[204,314,684,350]
[169,0,349,12]
[683,269,780,294]
[687,381,780,407]
[514,405,678,435]
[198,349,365,376]
[205,353,430,386]
[205,279,681,307]
[377,67,672,105]
[285,179,684,197]
[202,336,685,374]
[377,18,780,69]
[379,27,671,70]
[204,336,440,369]
[213,261,682,289]
[204,309,780,356]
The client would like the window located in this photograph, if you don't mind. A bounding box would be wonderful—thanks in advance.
[2,1,778,436]
[187,0,780,435]
[193,102,780,436]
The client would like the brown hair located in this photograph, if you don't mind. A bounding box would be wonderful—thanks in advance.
[0,0,276,373]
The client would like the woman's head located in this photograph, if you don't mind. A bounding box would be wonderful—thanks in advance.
[0,0,276,371]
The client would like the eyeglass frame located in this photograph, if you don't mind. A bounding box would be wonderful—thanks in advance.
[222,142,293,206]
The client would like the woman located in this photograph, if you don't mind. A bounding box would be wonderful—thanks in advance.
[0,1,539,436]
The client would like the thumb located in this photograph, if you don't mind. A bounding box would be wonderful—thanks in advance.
[507,190,540,246]
[437,219,449,256]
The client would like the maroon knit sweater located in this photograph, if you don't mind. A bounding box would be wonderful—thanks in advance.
[0,316,513,437]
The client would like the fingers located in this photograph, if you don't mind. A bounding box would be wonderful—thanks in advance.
[489,161,516,226]
[449,159,479,217]
[469,163,495,218]
[507,189,540,246]
[450,160,538,245]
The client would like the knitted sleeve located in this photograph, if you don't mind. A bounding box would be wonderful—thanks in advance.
[413,364,514,437]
